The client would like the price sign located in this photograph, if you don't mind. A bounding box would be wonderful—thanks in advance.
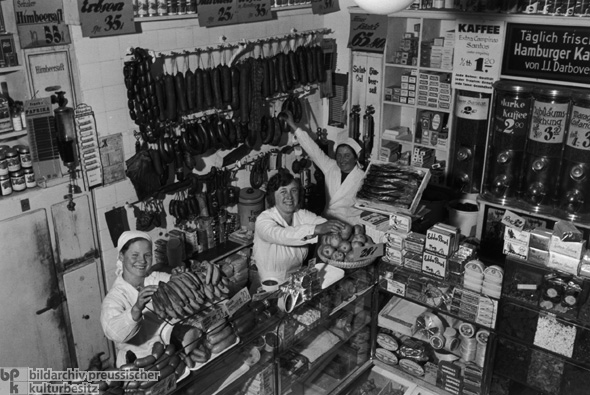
[352,242,384,261]
[222,287,251,317]
[14,0,71,48]
[501,210,526,230]
[198,0,238,27]
[452,19,505,93]
[311,0,340,15]
[78,0,136,38]
[237,0,272,24]
[348,14,387,54]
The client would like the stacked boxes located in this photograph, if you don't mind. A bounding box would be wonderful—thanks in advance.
[417,72,452,110]
[420,31,455,70]
[393,32,419,66]
[385,70,418,104]
[411,146,435,169]
[423,223,460,279]
[383,213,414,268]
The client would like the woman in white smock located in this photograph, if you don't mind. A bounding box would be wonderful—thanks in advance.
[253,169,345,283]
[284,112,365,224]
[100,231,171,367]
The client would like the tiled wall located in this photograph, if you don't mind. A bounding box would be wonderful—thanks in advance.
[67,5,362,289]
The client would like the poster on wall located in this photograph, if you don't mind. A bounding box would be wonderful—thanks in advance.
[78,0,137,38]
[348,14,387,54]
[502,23,590,86]
[27,50,76,108]
[452,20,505,94]
[14,0,71,48]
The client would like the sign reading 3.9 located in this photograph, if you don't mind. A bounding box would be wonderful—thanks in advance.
[78,0,136,38]
[14,0,71,48]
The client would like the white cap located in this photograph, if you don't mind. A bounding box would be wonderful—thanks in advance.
[336,137,363,157]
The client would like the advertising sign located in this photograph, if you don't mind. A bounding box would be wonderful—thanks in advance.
[502,23,590,85]
[452,19,505,93]
[348,14,387,54]
[78,0,136,38]
[14,0,71,48]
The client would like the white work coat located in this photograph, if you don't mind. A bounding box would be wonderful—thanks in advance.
[295,128,364,224]
[100,271,171,367]
[253,206,326,282]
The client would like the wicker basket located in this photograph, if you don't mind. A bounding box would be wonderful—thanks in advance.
[327,257,377,269]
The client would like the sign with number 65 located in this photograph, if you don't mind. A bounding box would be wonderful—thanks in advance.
[14,0,71,48]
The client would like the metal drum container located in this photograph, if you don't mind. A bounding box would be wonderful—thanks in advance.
[520,86,571,213]
[556,90,590,221]
[483,80,534,204]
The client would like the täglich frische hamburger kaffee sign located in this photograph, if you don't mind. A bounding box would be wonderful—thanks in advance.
[13,0,71,48]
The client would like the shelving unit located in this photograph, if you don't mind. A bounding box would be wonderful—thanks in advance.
[379,14,457,185]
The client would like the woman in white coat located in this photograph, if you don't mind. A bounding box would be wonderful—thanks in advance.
[284,111,365,225]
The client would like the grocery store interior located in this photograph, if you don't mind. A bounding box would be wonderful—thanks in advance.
[1,0,590,394]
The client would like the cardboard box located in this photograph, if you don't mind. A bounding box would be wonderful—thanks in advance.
[379,140,401,162]
[422,251,448,278]
[547,251,581,275]
[550,235,586,259]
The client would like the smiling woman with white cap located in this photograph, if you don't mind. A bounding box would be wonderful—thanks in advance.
[284,111,365,224]
[100,230,172,367]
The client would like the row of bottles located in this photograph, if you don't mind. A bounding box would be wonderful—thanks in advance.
[481,80,590,221]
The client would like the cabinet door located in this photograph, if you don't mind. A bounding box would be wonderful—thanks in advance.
[52,194,99,269]
[0,209,71,368]
[63,258,110,369]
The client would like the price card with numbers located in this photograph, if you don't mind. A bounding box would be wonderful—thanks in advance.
[347,13,387,54]
[311,0,340,15]
[198,0,238,27]
[237,0,272,24]
[78,0,136,38]
[14,0,71,48]
[452,19,505,93]
[352,242,384,261]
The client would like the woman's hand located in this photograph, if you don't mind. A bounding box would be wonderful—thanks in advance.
[132,285,158,321]
[314,220,346,236]
[281,110,297,133]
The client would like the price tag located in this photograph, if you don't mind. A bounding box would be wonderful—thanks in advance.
[78,0,136,38]
[237,0,272,24]
[311,0,340,15]
[14,0,71,48]
[347,14,387,54]
[197,305,227,331]
[222,287,251,317]
[384,279,405,297]
[352,242,384,261]
[452,19,505,93]
[198,0,238,27]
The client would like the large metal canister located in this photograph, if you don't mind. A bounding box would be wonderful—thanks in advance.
[450,90,491,194]
[520,87,571,212]
[238,188,265,231]
[483,80,534,204]
[556,90,590,221]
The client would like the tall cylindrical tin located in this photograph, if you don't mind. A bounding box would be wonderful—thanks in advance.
[483,80,534,204]
[556,91,590,220]
[520,87,571,212]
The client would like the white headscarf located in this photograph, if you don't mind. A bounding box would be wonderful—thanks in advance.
[336,137,363,157]
[115,231,152,276]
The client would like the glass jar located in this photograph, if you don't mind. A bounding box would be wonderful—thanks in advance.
[5,148,20,172]
[24,168,36,189]
[10,169,26,192]
[0,149,7,176]
[16,145,32,168]
[0,173,11,195]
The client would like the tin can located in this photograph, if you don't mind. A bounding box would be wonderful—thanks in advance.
[0,173,11,195]
[574,0,590,14]
[148,0,158,16]
[521,0,541,12]
[16,145,32,168]
[10,169,26,192]
[177,0,187,14]
[0,149,7,176]
[157,0,168,15]
[24,168,36,189]
[167,0,178,15]
[137,0,149,17]
[5,148,20,172]
[187,0,197,13]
